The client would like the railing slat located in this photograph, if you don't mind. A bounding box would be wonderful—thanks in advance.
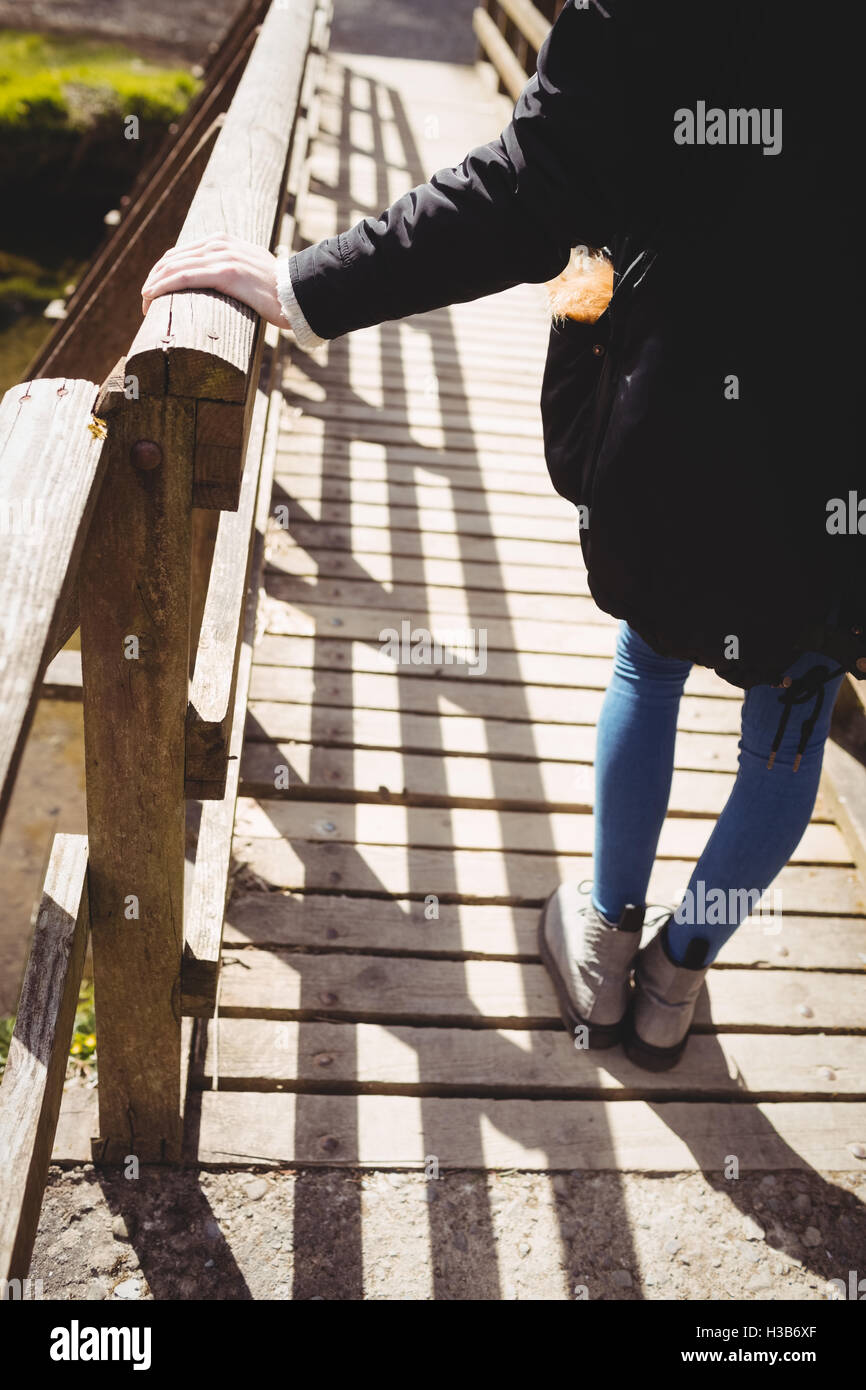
[0,378,103,825]
[0,834,89,1282]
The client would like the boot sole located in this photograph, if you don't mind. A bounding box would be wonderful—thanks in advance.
[623,1015,690,1072]
[536,911,624,1049]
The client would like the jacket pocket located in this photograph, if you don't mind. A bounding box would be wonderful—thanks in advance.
[540,308,612,515]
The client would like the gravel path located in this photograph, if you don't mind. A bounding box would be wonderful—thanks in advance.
[31,1164,866,1301]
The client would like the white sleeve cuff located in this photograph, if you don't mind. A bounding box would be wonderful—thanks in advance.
[274,253,327,351]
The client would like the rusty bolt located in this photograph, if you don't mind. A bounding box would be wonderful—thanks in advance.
[315,1053,334,1067]
[319,991,338,1006]
[319,1135,339,1153]
[130,440,162,471]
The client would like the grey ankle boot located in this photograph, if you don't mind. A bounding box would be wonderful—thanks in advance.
[626,920,710,1070]
[538,884,645,1047]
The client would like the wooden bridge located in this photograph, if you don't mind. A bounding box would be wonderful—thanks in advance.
[1,0,865,1290]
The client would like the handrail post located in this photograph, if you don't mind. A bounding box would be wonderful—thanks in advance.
[79,379,195,1163]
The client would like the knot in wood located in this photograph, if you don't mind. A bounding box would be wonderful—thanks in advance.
[130,440,163,471]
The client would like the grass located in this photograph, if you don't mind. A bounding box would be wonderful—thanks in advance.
[0,980,97,1082]
[0,31,199,389]
[0,31,198,131]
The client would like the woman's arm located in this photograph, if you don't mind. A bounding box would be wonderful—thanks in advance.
[142,2,638,338]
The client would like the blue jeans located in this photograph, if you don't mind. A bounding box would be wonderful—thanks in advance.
[592,622,845,963]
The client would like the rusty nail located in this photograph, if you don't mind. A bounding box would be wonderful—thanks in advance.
[130,440,163,470]
[319,1135,339,1153]
[315,1053,334,1067]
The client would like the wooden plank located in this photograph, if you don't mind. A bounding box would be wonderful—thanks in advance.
[126,0,317,509]
[282,362,548,413]
[79,393,196,1163]
[264,574,600,620]
[273,446,562,495]
[267,518,590,574]
[0,835,88,1280]
[276,434,553,477]
[185,386,268,798]
[285,410,547,457]
[823,739,866,885]
[265,542,595,597]
[274,471,577,519]
[250,633,738,700]
[239,741,835,819]
[232,796,850,865]
[227,839,863,915]
[212,949,866,1032]
[0,378,104,824]
[196,1018,866,1098]
[195,1092,866,1169]
[286,395,545,443]
[223,891,866,971]
[244,698,743,773]
[184,379,284,1012]
[273,498,574,545]
[260,602,618,657]
[246,664,749,734]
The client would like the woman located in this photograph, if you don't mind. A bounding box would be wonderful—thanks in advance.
[142,0,862,1069]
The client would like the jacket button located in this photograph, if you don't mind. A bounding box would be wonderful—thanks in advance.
[592,343,605,357]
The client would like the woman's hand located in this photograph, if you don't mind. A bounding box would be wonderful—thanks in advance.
[141,234,287,326]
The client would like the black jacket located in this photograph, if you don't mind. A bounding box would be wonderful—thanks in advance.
[290,0,863,692]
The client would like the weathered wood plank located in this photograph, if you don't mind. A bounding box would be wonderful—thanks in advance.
[265,542,595,598]
[79,394,196,1163]
[246,664,749,734]
[232,796,850,864]
[185,386,267,799]
[0,835,88,1280]
[251,633,737,700]
[240,743,822,819]
[195,1092,866,1169]
[196,1019,866,1098]
[274,473,575,522]
[212,949,866,1032]
[228,839,863,915]
[222,890,866,971]
[183,379,284,1012]
[0,378,104,824]
[259,601,618,658]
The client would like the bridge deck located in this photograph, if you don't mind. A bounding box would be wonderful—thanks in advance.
[183,49,866,1174]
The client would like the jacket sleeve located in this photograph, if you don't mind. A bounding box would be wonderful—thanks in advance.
[289,0,640,340]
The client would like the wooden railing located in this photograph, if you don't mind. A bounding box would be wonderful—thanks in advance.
[0,0,331,1284]
[473,0,565,99]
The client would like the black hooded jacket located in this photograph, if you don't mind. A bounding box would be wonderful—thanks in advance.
[289,0,863,693]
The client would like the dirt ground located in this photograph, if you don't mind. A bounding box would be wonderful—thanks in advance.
[30,1164,866,1301]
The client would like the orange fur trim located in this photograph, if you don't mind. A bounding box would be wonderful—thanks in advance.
[545,252,614,323]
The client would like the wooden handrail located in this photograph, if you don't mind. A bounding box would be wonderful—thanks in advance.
[474,0,551,100]
[0,0,332,1196]
[0,378,105,824]
[125,0,318,511]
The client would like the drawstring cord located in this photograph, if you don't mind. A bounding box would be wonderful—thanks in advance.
[766,663,845,772]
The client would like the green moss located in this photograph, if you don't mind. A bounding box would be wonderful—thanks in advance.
[0,31,197,129]
[0,980,97,1079]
